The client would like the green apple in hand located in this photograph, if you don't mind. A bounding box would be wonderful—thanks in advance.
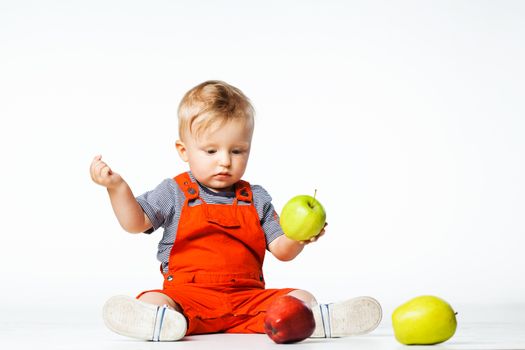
[392,295,457,345]
[280,190,326,241]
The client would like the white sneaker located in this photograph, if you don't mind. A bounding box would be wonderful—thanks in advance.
[311,296,382,337]
[103,295,187,341]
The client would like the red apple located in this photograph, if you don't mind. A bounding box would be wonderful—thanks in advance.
[264,295,316,344]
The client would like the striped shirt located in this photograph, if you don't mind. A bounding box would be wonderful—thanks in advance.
[136,172,284,273]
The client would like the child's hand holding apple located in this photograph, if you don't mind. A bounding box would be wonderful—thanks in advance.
[298,222,327,245]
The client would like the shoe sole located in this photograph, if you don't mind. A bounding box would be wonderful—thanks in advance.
[102,295,187,341]
[329,296,382,337]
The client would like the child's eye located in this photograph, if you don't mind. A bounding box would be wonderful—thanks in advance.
[206,149,217,154]
[232,150,243,155]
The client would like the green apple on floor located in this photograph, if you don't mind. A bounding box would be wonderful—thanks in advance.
[280,191,326,241]
[392,295,458,345]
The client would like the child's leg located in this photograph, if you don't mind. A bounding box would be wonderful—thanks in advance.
[138,292,184,313]
[286,289,318,306]
[288,290,382,338]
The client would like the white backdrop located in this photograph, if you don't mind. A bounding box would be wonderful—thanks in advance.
[1,0,524,315]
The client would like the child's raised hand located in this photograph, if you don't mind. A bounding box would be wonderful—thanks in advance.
[90,155,123,189]
[299,222,327,245]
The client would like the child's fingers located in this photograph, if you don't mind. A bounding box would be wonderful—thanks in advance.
[300,227,326,245]
[91,158,114,183]
[90,155,102,171]
[90,155,103,172]
[91,155,101,165]
[315,222,327,239]
[90,160,101,181]
[94,161,108,177]
[101,165,112,178]
[90,156,99,173]
[90,155,119,187]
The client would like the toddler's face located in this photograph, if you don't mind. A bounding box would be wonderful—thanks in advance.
[177,119,253,192]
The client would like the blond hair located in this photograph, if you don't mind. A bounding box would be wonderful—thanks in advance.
[177,80,255,140]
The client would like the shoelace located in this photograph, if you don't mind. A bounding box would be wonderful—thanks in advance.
[152,305,169,341]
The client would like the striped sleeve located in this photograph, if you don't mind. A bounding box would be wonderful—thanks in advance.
[251,184,284,247]
[136,179,177,234]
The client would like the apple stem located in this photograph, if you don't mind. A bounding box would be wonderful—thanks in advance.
[309,189,317,208]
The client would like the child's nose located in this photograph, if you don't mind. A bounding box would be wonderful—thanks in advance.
[218,152,231,167]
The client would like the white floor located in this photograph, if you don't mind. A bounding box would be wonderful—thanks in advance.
[2,303,524,350]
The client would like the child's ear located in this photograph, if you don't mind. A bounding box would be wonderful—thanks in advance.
[175,140,189,162]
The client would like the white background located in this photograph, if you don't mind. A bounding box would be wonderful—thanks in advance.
[1,0,524,317]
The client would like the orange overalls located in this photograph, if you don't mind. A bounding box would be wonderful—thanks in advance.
[138,172,295,335]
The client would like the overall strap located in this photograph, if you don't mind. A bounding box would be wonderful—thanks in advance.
[235,180,252,203]
[174,172,200,200]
